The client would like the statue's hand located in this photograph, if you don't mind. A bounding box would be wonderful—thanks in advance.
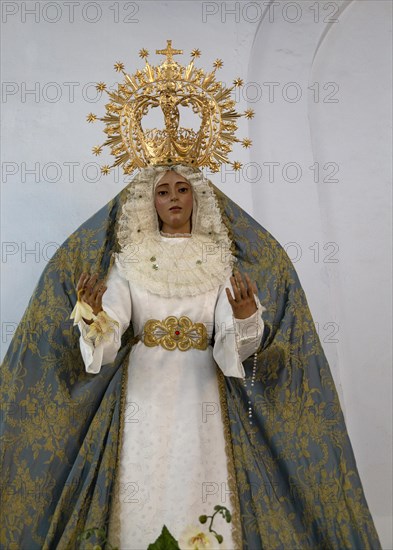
[76,272,107,324]
[225,270,258,319]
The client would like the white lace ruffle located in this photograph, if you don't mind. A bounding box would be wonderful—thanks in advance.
[114,165,237,298]
[115,233,234,298]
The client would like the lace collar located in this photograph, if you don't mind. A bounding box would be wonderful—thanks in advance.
[115,231,234,298]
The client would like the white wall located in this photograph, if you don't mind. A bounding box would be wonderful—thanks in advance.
[1,1,391,546]
[247,1,392,544]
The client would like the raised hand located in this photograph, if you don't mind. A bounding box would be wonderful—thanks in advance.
[225,270,258,319]
[76,272,107,324]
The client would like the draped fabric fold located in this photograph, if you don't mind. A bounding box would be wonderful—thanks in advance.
[1,181,381,549]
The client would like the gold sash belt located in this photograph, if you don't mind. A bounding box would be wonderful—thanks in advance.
[141,315,208,351]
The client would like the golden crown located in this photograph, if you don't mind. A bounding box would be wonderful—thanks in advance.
[87,40,254,174]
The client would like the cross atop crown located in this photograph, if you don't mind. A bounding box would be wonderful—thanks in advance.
[156,40,183,63]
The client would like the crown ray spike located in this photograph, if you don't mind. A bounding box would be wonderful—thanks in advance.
[213,59,224,70]
[100,165,111,175]
[244,108,255,119]
[241,138,252,148]
[86,113,98,123]
[114,61,125,73]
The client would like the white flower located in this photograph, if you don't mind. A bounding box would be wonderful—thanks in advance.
[178,525,223,550]
[70,299,94,325]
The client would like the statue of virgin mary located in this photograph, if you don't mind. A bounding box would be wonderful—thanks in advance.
[0,41,381,550]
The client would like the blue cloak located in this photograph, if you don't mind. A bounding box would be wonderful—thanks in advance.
[0,180,381,549]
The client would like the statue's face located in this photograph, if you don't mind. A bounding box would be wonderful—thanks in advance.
[154,171,193,233]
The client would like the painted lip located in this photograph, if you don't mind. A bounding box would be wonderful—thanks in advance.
[169,206,182,211]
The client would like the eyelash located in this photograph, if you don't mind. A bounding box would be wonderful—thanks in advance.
[158,187,189,196]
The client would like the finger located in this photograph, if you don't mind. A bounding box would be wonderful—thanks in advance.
[76,273,83,289]
[84,273,98,297]
[77,275,91,302]
[76,272,88,291]
[244,273,255,298]
[96,286,107,304]
[234,270,247,299]
[91,281,106,302]
[86,272,98,283]
[230,276,241,302]
[243,273,251,297]
[90,279,105,300]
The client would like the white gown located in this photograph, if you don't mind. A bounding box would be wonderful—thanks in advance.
[78,236,264,550]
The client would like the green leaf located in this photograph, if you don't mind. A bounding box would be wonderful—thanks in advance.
[147,525,180,550]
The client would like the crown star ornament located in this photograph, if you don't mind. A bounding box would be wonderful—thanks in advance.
[88,40,254,174]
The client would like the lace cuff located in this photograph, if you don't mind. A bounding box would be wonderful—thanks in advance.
[70,294,120,346]
[84,310,120,345]
[234,294,265,341]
